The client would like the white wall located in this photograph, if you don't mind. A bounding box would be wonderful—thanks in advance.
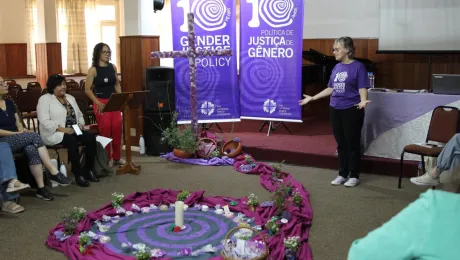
[0,0,27,43]
[303,0,379,39]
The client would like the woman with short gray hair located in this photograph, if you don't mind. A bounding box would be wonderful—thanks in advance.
[299,37,371,187]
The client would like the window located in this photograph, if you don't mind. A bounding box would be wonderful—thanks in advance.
[58,0,121,74]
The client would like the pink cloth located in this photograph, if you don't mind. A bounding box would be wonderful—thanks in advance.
[46,155,313,260]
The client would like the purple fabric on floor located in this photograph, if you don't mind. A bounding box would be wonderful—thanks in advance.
[362,92,460,149]
[160,152,234,166]
[46,155,313,260]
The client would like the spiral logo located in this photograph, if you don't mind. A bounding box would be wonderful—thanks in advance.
[259,0,295,28]
[175,59,220,105]
[240,52,284,106]
[191,0,228,32]
[334,71,348,82]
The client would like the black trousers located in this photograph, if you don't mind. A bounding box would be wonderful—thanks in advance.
[60,131,97,176]
[330,106,365,179]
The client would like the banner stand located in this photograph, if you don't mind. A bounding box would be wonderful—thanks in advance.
[259,121,292,136]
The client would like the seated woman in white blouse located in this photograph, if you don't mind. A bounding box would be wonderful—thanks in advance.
[37,74,99,188]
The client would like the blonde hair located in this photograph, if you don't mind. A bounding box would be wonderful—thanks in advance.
[334,37,356,59]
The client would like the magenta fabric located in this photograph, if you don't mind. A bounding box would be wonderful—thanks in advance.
[46,154,313,260]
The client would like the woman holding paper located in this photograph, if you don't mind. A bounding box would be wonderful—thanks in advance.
[84,43,124,167]
[299,37,370,187]
[37,74,99,187]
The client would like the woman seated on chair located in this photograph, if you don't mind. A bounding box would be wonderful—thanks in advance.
[0,76,69,201]
[37,74,99,188]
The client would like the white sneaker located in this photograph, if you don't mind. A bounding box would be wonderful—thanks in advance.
[410,173,440,186]
[108,160,113,168]
[331,176,348,186]
[114,159,126,165]
[344,178,360,187]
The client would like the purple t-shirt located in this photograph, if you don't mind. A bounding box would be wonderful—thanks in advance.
[328,61,369,109]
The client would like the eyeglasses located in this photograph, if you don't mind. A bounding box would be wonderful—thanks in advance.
[101,50,111,54]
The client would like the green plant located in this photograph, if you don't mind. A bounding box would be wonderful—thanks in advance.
[134,250,151,260]
[284,236,301,251]
[62,207,87,236]
[176,125,197,154]
[265,216,280,236]
[162,112,197,154]
[271,160,286,179]
[112,192,124,208]
[292,190,302,206]
[78,232,93,254]
[177,190,190,201]
[247,193,259,207]
[162,112,180,148]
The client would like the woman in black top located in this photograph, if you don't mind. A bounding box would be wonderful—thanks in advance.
[0,76,70,201]
[85,43,125,167]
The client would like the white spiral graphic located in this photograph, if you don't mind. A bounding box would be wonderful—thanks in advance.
[259,0,294,28]
[191,0,228,32]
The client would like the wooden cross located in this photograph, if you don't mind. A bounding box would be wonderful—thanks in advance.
[151,13,233,136]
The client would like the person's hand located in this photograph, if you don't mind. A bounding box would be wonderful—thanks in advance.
[356,100,371,109]
[63,128,75,135]
[79,124,85,130]
[97,101,105,114]
[298,94,313,106]
[17,129,32,133]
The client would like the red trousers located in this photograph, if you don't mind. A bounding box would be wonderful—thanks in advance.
[94,98,122,161]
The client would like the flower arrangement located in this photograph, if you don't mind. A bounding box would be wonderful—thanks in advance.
[112,192,124,208]
[247,193,259,211]
[284,236,301,252]
[78,232,93,255]
[133,245,152,260]
[62,207,87,236]
[234,228,254,240]
[177,190,190,202]
[271,160,286,179]
[292,190,302,206]
[265,216,280,236]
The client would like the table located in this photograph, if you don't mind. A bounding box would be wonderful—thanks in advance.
[362,91,460,161]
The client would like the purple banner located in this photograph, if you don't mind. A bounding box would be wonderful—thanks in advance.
[171,0,240,124]
[239,0,304,122]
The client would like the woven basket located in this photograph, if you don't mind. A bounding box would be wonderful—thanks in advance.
[221,226,269,260]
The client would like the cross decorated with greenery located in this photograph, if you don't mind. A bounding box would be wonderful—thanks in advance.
[151,13,232,137]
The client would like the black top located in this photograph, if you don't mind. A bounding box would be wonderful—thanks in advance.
[61,101,77,128]
[93,63,117,99]
[0,99,18,132]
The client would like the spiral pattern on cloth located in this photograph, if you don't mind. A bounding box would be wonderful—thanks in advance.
[259,0,295,28]
[191,0,228,32]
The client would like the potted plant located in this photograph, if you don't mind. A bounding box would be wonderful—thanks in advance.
[292,190,302,207]
[78,232,93,255]
[112,192,124,209]
[271,160,286,179]
[264,216,280,236]
[284,236,301,260]
[163,113,197,158]
[177,190,190,202]
[247,193,259,211]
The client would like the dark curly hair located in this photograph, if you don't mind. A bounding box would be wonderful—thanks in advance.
[91,42,111,68]
[46,74,66,94]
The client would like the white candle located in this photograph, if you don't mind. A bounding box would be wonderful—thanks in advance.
[175,201,184,227]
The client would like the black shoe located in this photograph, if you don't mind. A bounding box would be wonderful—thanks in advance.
[85,170,99,183]
[75,175,90,187]
[49,172,71,187]
[36,187,54,201]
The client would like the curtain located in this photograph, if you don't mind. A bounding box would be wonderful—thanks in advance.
[56,0,96,74]
[25,0,37,75]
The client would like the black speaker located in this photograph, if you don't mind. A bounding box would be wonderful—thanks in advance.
[143,112,173,156]
[145,67,175,112]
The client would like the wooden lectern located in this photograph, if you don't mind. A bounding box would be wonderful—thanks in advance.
[103,91,148,175]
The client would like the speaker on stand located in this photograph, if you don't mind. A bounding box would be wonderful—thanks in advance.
[144,67,175,156]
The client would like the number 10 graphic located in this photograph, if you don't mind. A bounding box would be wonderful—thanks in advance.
[177,0,228,32]
[247,0,295,28]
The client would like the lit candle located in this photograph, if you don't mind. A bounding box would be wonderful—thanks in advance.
[175,201,184,228]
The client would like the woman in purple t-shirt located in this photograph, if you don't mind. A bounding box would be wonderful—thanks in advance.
[299,37,371,187]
